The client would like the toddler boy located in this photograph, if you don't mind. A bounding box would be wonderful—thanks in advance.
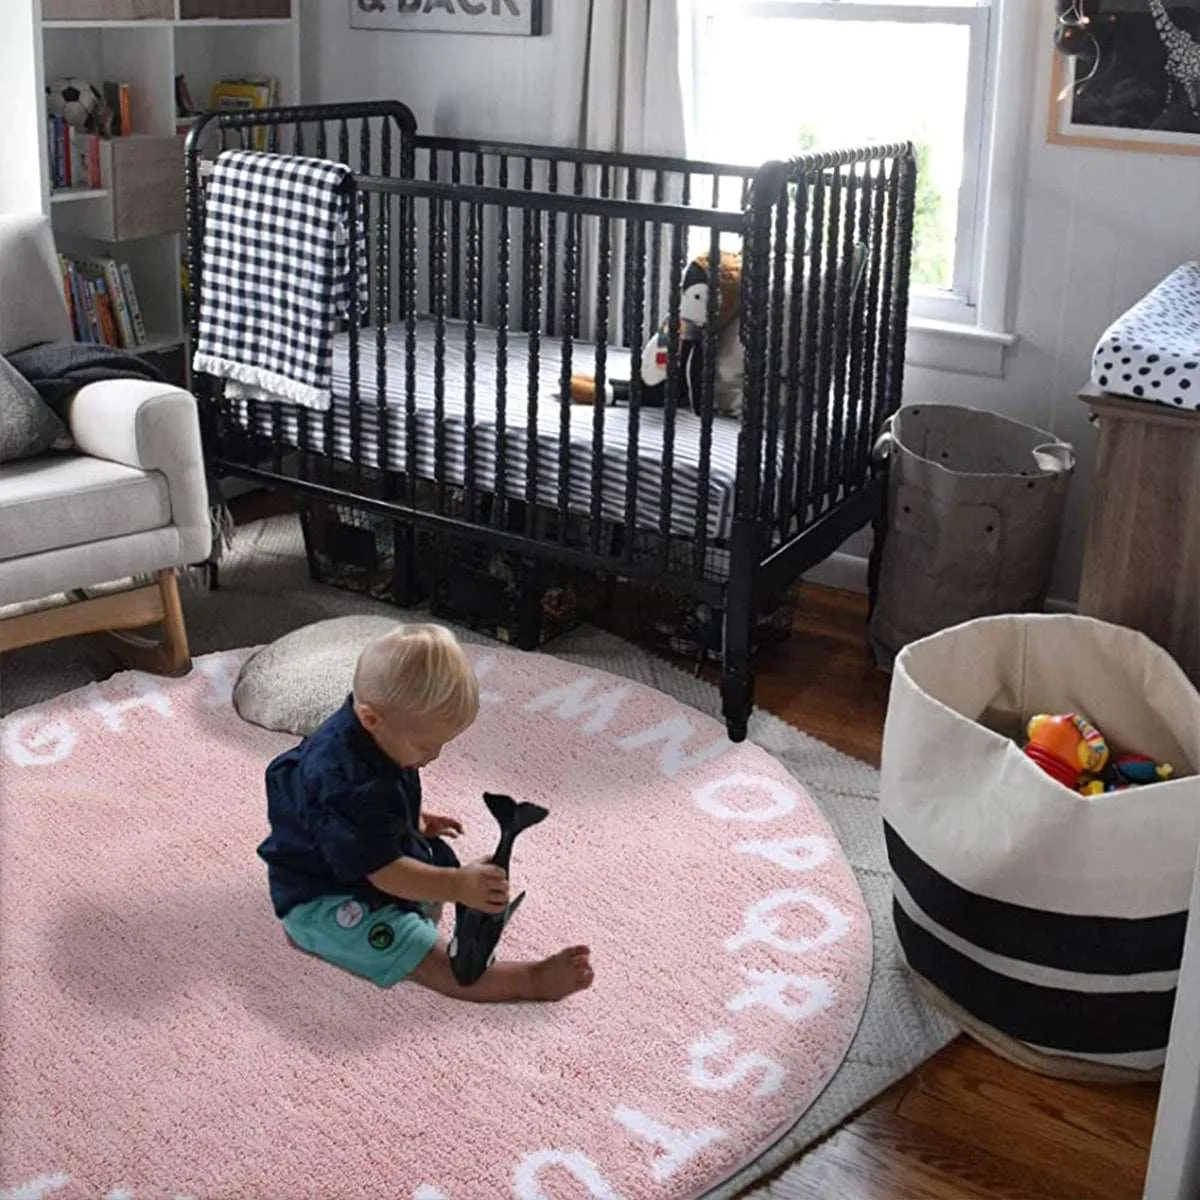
[257,623,592,1002]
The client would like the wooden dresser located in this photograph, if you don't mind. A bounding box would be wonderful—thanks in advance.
[1077,383,1200,688]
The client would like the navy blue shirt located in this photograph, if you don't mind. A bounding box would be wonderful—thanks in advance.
[257,695,442,918]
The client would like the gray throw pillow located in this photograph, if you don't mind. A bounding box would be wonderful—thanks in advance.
[0,353,70,463]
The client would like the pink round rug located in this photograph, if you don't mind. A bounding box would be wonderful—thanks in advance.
[0,645,871,1200]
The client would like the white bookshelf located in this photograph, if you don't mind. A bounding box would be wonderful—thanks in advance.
[0,0,300,381]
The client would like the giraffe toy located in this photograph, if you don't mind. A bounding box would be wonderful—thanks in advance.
[1148,0,1200,115]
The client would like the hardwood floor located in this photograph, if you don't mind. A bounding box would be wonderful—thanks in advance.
[709,584,1160,1200]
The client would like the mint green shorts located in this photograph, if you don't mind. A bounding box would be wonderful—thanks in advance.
[282,894,441,988]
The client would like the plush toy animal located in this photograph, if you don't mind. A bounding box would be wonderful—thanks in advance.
[570,250,743,413]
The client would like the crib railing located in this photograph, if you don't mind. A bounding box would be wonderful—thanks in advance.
[184,100,914,600]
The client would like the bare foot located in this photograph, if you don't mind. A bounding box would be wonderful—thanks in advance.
[530,946,594,1000]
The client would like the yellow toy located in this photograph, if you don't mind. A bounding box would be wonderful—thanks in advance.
[1024,712,1109,792]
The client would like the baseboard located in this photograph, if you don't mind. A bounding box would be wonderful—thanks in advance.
[1045,596,1080,614]
[799,551,1081,616]
[802,551,869,594]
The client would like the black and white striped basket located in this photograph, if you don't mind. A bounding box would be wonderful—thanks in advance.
[880,614,1200,1079]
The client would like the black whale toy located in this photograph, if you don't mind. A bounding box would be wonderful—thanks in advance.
[448,792,548,986]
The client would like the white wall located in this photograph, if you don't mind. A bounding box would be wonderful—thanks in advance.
[304,0,560,142]
[303,0,1200,602]
[0,2,47,215]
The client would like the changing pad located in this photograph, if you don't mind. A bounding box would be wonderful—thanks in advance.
[1091,262,1200,413]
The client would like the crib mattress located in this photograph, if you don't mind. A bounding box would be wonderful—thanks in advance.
[1090,262,1200,413]
[232,319,743,540]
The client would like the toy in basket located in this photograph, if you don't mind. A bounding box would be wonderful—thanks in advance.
[448,792,548,986]
[1023,712,1173,794]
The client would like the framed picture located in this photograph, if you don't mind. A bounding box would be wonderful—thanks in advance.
[349,0,542,36]
[1047,0,1200,156]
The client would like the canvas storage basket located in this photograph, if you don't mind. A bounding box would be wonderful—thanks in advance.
[881,613,1200,1081]
[869,404,1075,666]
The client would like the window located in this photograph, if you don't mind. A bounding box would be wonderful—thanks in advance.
[690,0,997,327]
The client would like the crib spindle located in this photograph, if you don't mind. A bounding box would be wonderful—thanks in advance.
[762,180,789,538]
[779,173,808,536]
[873,159,901,454]
[812,164,842,516]
[338,119,350,166]
[346,178,364,494]
[427,150,440,325]
[842,161,869,493]
[524,207,544,530]
[855,159,886,483]
[465,189,480,523]
[316,120,328,161]
[798,170,825,520]
[695,226,721,575]
[649,170,665,340]
[495,195,511,526]
[293,116,305,157]
[890,151,917,419]
[557,195,579,530]
[658,220,685,568]
[433,194,449,514]
[546,161,559,338]
[474,154,486,323]
[623,219,647,563]
[824,163,858,511]
[521,158,535,334]
[451,151,463,321]
[622,167,639,349]
[572,162,585,339]
[591,205,612,554]
[375,181,391,477]
[404,181,419,505]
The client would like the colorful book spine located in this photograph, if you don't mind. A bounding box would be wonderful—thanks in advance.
[79,270,101,344]
[58,254,77,337]
[92,277,121,347]
[103,259,137,349]
[119,262,147,345]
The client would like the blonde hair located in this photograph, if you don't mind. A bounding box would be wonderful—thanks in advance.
[353,623,479,730]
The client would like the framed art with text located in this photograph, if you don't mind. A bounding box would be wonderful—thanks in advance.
[350,0,542,36]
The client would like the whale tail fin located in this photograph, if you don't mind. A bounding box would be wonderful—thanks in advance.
[484,792,549,839]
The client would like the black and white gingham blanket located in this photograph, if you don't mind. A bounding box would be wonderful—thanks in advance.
[193,150,363,413]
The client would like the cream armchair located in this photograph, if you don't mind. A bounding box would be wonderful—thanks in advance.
[0,213,211,674]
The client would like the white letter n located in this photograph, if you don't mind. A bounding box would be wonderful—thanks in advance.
[523,676,630,734]
[616,714,728,779]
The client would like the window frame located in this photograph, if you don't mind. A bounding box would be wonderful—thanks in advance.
[689,0,1019,350]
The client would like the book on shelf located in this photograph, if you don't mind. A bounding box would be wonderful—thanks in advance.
[211,76,281,152]
[57,253,149,351]
[99,81,134,138]
[46,117,103,192]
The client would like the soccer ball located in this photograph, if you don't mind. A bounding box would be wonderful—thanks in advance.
[46,77,101,128]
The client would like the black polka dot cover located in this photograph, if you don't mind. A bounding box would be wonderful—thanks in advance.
[1091,262,1200,412]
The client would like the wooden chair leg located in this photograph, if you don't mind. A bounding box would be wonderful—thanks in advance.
[103,569,193,677]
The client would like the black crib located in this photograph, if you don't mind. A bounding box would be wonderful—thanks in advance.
[184,100,916,742]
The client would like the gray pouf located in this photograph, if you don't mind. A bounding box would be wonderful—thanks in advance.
[233,615,403,736]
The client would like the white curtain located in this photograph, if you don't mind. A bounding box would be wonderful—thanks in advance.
[550,0,689,157]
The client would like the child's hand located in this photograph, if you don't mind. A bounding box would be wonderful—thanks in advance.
[458,860,509,913]
[422,812,464,839]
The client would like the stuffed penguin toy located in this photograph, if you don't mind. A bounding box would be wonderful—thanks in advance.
[570,250,742,412]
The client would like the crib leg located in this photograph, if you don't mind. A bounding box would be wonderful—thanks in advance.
[390,523,423,608]
[515,557,542,651]
[721,600,755,744]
